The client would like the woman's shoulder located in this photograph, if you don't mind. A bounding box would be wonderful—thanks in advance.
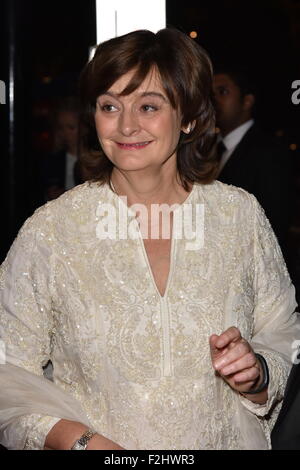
[193,180,267,230]
[195,180,258,210]
[19,182,108,236]
[47,181,107,208]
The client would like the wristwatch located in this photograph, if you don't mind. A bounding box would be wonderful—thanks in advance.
[242,353,269,395]
[71,429,96,450]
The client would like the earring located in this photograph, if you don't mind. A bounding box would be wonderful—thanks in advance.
[186,124,191,134]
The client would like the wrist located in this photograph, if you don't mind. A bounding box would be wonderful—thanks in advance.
[241,353,269,396]
[45,420,90,450]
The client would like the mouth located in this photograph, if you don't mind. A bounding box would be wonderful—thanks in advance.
[116,141,153,150]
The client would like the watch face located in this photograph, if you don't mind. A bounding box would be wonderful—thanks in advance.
[71,430,95,450]
[72,442,85,450]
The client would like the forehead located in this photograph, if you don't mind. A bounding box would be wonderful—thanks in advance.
[107,68,166,96]
[213,73,237,89]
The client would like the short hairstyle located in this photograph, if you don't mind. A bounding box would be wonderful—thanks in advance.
[79,28,218,189]
[214,64,257,98]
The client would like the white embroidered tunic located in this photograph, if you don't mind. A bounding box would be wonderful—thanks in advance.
[0,181,298,450]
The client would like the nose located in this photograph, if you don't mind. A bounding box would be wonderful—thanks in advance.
[118,108,140,136]
[212,90,218,104]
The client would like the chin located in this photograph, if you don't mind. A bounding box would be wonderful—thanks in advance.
[111,156,151,172]
[115,163,151,172]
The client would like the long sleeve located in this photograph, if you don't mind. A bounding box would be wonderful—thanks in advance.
[0,206,91,450]
[239,195,299,427]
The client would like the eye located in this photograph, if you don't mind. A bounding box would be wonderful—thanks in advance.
[141,104,158,112]
[100,104,118,112]
[96,100,119,113]
[219,87,229,96]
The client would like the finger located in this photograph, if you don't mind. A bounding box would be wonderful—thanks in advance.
[213,340,251,371]
[232,364,261,384]
[214,327,241,349]
[209,335,228,360]
[209,334,219,353]
[218,352,256,376]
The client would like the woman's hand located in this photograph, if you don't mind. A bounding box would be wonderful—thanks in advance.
[209,327,267,403]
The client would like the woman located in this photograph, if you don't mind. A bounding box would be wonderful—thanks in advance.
[0,28,298,450]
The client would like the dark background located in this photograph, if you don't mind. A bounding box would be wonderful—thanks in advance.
[1,0,300,298]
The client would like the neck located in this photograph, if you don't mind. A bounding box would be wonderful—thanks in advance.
[111,160,191,208]
[67,144,78,156]
[220,116,252,138]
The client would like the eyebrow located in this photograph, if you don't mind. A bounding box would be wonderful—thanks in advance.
[99,91,168,102]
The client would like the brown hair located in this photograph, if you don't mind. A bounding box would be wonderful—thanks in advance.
[79,28,218,189]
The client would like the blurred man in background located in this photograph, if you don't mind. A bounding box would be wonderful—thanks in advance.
[213,66,293,259]
[41,97,84,200]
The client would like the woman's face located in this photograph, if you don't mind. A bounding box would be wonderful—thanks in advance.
[94,68,184,172]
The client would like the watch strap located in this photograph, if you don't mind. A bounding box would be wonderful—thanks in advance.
[71,429,96,450]
[242,353,269,395]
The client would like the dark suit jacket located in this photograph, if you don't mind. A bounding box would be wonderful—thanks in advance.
[42,149,67,190]
[271,362,300,449]
[218,124,293,255]
[41,149,83,192]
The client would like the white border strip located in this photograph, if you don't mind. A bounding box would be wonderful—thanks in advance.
[96,0,166,45]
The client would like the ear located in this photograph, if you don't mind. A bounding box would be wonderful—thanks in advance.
[182,120,196,134]
[243,94,255,112]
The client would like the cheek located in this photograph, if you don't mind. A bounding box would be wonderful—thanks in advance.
[153,113,181,136]
[220,98,236,116]
[95,116,113,141]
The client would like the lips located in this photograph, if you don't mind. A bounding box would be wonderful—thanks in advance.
[116,141,152,150]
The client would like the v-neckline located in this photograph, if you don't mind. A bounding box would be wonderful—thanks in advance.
[109,183,196,300]
[138,222,175,300]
